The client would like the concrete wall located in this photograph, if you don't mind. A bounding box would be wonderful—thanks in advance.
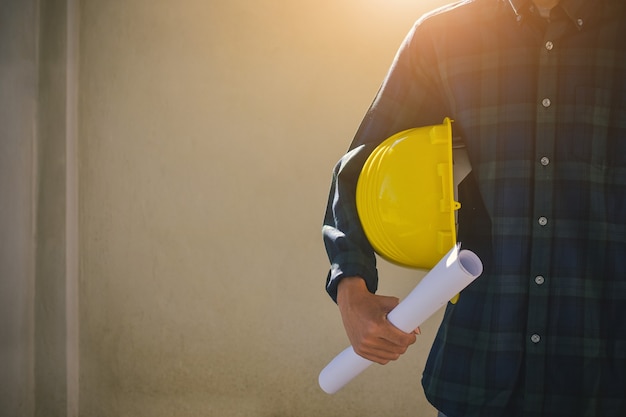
[35,0,77,415]
[77,1,451,415]
[1,1,77,416]
[0,1,38,415]
[2,0,452,416]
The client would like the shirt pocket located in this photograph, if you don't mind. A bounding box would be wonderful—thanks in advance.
[572,87,626,167]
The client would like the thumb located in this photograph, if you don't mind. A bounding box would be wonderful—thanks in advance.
[377,295,401,313]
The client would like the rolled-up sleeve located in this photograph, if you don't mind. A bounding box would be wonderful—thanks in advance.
[323,144,379,302]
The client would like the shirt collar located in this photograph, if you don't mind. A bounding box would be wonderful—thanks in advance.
[503,0,594,28]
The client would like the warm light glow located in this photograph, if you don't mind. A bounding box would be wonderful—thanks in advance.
[358,0,458,25]
[370,0,455,10]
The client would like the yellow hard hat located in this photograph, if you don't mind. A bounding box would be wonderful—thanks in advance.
[356,117,460,269]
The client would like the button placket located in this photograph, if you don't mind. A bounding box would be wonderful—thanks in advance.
[524,19,567,412]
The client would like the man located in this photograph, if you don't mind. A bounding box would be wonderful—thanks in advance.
[322,0,626,416]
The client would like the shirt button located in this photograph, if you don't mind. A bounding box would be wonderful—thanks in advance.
[577,18,584,27]
[545,41,554,50]
[535,275,545,285]
[540,156,550,166]
[531,334,541,344]
[538,216,548,226]
[542,98,551,108]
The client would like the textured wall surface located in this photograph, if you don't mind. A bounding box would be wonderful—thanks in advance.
[77,1,452,416]
[0,1,37,416]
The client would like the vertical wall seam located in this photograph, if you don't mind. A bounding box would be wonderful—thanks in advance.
[30,1,41,415]
[65,0,79,415]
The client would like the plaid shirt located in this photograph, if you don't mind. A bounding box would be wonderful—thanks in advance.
[322,0,626,416]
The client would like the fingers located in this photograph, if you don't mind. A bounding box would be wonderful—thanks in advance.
[352,315,419,365]
[336,278,422,365]
[355,333,416,364]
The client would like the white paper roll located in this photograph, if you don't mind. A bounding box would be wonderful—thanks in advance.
[319,245,483,394]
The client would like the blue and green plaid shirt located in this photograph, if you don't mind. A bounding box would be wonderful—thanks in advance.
[322,0,626,416]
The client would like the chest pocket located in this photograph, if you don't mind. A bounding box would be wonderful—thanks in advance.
[571,87,626,167]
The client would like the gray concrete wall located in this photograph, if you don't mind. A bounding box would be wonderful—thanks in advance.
[0,1,38,416]
[1,1,77,416]
[1,0,453,415]
[35,0,73,415]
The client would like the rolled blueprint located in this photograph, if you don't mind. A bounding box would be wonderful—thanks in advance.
[318,245,483,394]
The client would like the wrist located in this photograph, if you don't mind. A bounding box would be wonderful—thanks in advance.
[337,276,368,306]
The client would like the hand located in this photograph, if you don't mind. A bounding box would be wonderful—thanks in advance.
[336,276,419,365]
